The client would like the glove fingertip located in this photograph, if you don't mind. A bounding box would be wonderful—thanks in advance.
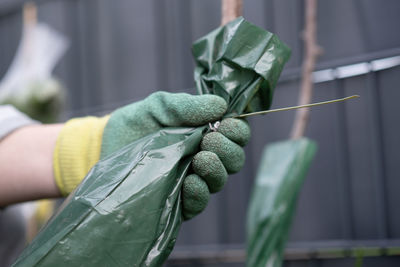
[218,118,251,146]
[182,174,210,220]
[201,132,245,174]
[192,151,228,193]
[194,95,227,123]
[208,95,228,118]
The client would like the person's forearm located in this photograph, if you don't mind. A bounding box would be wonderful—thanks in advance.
[0,124,63,206]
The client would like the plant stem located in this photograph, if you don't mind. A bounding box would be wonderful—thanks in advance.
[234,95,359,118]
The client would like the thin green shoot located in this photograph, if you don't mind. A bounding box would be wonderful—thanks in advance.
[234,95,360,118]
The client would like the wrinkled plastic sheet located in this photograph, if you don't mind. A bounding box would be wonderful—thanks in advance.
[13,17,290,266]
[193,17,290,115]
[246,139,317,267]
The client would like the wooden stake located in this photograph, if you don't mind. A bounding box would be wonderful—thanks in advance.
[221,0,242,25]
[290,0,321,139]
[23,1,37,29]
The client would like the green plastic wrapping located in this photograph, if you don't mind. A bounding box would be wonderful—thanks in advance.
[246,139,317,267]
[13,17,290,267]
[193,17,291,116]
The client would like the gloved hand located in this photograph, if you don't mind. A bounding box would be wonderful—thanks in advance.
[53,91,250,220]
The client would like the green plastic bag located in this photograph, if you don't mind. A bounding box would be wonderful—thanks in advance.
[13,17,290,267]
[246,139,317,267]
[193,17,290,115]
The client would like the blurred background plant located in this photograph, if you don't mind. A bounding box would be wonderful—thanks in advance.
[0,1,68,246]
[0,2,66,123]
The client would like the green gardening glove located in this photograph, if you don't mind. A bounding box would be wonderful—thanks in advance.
[54,91,250,220]
[103,92,251,219]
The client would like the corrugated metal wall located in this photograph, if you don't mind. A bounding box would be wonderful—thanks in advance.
[1,0,400,266]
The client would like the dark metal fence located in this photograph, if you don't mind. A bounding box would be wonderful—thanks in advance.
[1,0,400,266]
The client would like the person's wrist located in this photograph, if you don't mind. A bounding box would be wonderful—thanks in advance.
[0,124,62,206]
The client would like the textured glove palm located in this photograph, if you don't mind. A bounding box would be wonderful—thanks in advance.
[54,92,250,220]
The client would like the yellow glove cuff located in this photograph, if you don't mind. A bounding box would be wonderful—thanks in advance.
[53,116,110,196]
